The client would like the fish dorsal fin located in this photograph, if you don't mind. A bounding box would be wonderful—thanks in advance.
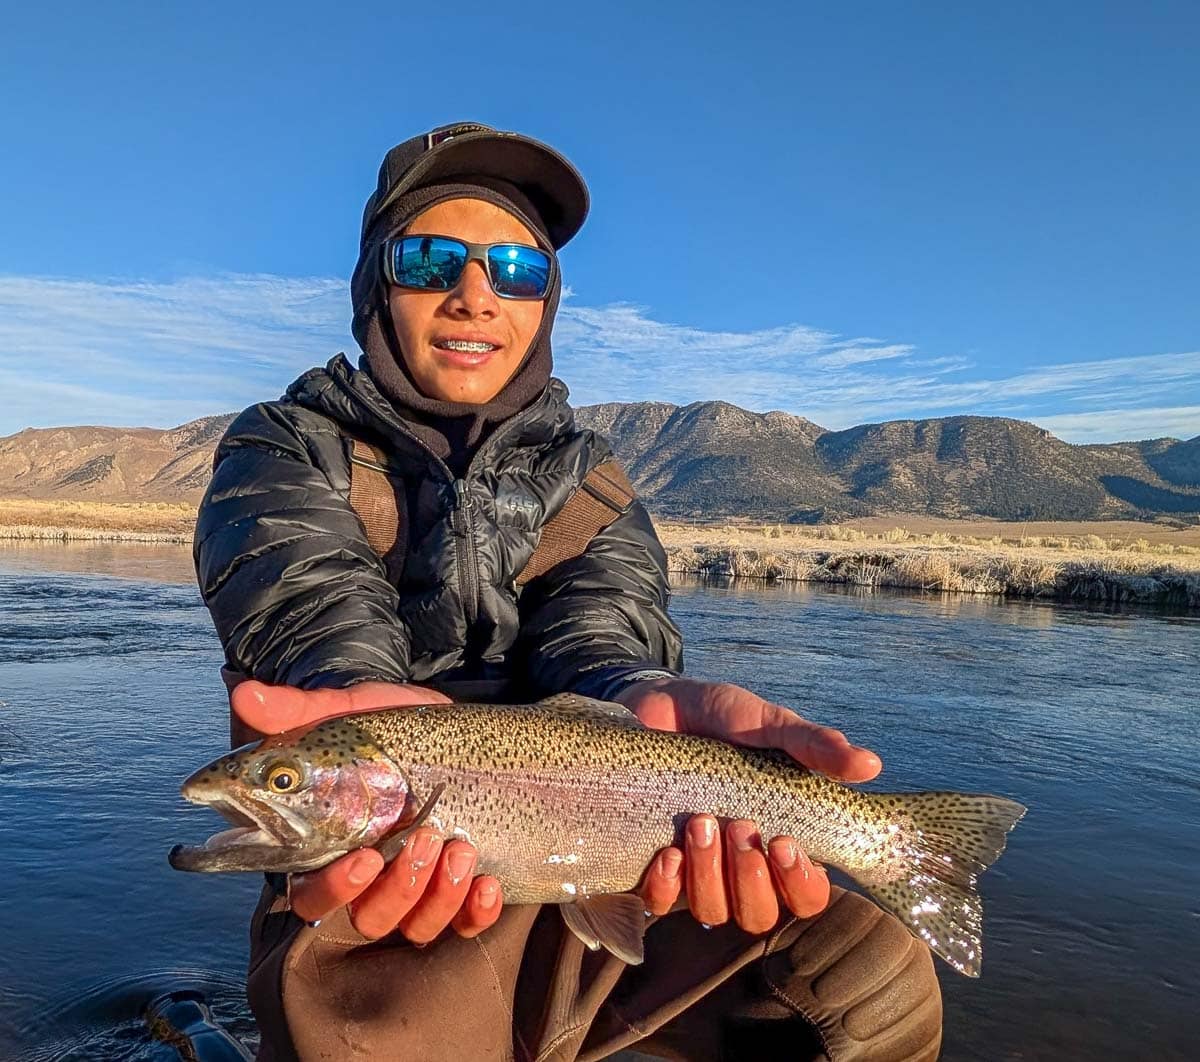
[559,892,648,965]
[535,694,646,727]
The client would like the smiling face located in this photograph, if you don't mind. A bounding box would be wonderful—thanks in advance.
[386,198,547,405]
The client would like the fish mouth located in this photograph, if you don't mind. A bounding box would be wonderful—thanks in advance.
[168,785,328,873]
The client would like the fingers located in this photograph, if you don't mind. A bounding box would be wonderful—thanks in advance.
[288,849,384,923]
[451,876,504,939]
[724,820,779,934]
[293,836,499,946]
[764,704,882,782]
[396,841,478,945]
[347,829,444,939]
[620,678,881,784]
[684,815,729,926]
[676,816,831,934]
[344,681,453,710]
[767,836,831,918]
[231,680,452,737]
[640,848,684,916]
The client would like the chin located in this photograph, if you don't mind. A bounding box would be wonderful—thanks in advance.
[433,380,502,404]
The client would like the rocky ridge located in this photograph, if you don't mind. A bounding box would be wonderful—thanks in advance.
[2,403,1198,521]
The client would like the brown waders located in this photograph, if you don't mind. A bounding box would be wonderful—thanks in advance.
[246,882,942,1061]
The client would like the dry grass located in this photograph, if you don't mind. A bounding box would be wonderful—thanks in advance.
[657,519,1200,560]
[822,515,1200,550]
[0,499,194,542]
[658,521,1200,607]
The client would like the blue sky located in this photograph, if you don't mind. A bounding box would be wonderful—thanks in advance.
[1,1,1196,443]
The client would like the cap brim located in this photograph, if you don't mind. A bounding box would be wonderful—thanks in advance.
[372,131,588,250]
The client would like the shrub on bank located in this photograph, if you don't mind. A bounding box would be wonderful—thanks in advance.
[665,544,1200,607]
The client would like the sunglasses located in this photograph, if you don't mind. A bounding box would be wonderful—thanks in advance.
[382,235,554,300]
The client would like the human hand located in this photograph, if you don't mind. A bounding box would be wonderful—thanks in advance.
[230,679,504,943]
[617,677,881,933]
[615,677,881,781]
[229,678,453,744]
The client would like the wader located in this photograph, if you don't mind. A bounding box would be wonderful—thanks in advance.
[245,881,941,1061]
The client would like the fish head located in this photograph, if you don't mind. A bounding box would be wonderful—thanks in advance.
[169,716,412,873]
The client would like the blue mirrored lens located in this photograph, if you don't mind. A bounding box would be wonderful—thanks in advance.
[487,245,551,298]
[392,237,467,290]
[389,238,551,299]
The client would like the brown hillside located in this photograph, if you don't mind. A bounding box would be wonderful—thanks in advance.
[1,405,1197,522]
[0,417,235,503]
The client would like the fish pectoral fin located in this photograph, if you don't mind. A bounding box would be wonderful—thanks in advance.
[377,782,446,863]
[560,893,648,966]
[535,693,646,727]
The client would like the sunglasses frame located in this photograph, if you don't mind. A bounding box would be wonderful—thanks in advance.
[381,234,556,301]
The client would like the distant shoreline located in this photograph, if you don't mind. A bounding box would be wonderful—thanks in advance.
[0,499,196,541]
[3,499,1198,607]
[656,520,1200,607]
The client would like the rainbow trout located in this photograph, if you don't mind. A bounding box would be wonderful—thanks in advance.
[169,694,1025,976]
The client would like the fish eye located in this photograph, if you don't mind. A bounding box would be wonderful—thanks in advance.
[266,764,303,793]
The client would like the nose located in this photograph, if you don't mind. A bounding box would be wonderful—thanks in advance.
[444,259,498,318]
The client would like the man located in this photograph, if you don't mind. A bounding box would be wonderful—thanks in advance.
[196,122,941,1060]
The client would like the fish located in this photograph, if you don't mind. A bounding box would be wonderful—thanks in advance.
[168,693,1025,976]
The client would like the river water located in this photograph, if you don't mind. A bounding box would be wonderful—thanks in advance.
[0,542,1197,1060]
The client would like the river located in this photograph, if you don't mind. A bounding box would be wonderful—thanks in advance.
[1,541,1197,1060]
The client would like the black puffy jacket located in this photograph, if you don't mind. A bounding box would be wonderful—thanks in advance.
[194,355,683,697]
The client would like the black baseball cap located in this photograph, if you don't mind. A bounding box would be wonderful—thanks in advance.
[360,122,589,251]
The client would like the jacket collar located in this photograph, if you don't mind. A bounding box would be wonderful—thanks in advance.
[286,354,576,469]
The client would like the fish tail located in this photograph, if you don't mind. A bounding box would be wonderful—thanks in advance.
[853,791,1026,977]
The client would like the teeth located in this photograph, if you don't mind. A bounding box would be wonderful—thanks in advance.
[437,340,497,352]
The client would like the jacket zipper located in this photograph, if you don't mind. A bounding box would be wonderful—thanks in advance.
[449,407,549,632]
[353,386,554,632]
[451,478,480,627]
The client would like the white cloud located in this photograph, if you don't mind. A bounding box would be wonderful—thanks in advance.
[810,343,916,368]
[553,301,1200,440]
[0,273,350,431]
[1035,405,1200,444]
[1,271,1196,444]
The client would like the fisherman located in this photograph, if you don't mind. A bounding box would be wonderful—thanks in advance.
[194,122,943,1061]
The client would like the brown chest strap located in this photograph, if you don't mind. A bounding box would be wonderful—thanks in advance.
[348,439,409,584]
[347,437,636,587]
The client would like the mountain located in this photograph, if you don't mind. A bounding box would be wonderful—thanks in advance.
[2,404,1198,522]
[574,401,842,520]
[815,416,1111,521]
[572,405,1200,522]
[0,416,236,504]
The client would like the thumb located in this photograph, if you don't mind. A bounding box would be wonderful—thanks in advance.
[230,680,450,736]
[229,680,337,735]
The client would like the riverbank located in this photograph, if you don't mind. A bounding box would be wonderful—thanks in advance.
[0,499,194,541]
[4,499,1199,605]
[657,521,1200,606]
